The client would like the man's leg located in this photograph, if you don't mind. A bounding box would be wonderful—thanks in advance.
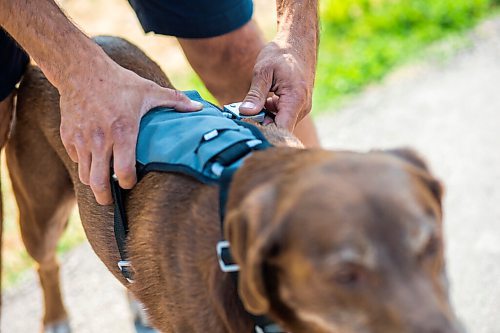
[178,21,262,106]
[177,21,320,147]
[127,0,320,146]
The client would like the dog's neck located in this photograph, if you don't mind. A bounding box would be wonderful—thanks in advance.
[223,123,303,208]
[255,123,303,148]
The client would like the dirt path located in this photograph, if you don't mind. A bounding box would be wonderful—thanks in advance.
[3,16,500,333]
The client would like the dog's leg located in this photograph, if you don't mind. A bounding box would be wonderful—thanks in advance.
[6,108,75,333]
[0,91,15,313]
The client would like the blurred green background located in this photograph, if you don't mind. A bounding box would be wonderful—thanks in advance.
[313,0,500,111]
[2,0,500,289]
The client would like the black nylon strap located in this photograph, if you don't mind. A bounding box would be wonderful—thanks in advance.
[111,177,128,261]
[218,163,239,230]
[215,141,253,166]
[111,176,135,282]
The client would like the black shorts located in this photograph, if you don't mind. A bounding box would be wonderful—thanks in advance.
[128,0,253,38]
[0,29,29,101]
[0,0,253,101]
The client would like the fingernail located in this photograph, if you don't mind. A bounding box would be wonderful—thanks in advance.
[191,101,204,109]
[240,102,256,110]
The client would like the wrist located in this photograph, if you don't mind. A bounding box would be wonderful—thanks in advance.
[54,41,115,94]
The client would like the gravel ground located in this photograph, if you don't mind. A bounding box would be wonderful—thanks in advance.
[3,18,500,333]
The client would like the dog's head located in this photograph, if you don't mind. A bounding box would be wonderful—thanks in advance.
[226,148,463,333]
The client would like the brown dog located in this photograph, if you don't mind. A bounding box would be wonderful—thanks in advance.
[3,36,463,333]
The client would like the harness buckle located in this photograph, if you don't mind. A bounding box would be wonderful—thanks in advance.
[216,241,240,273]
[223,102,268,123]
[118,260,135,283]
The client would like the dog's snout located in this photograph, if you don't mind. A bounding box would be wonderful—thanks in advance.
[408,314,465,333]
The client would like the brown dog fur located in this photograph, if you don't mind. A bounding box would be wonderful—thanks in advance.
[3,36,463,333]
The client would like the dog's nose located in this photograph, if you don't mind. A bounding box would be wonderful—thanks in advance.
[410,317,466,333]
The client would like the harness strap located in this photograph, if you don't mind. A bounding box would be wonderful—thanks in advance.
[110,175,134,283]
[216,147,285,333]
[218,161,241,228]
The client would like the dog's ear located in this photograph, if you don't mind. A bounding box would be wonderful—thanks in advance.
[385,148,444,206]
[225,182,278,315]
[385,148,430,171]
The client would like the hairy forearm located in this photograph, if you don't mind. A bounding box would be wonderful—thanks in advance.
[274,0,319,86]
[0,0,110,90]
[276,0,319,49]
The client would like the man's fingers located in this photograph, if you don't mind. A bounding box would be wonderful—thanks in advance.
[77,150,91,186]
[264,95,279,113]
[113,143,137,190]
[274,98,298,132]
[60,125,78,162]
[89,146,113,205]
[240,67,272,116]
[151,87,203,113]
[64,142,78,163]
[110,120,138,189]
[275,112,296,132]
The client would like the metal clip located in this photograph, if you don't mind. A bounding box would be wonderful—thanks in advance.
[223,102,268,124]
[216,241,240,273]
[222,102,243,117]
[118,260,135,283]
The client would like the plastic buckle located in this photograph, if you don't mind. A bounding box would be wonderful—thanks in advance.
[118,260,135,283]
[223,102,267,123]
[216,241,240,273]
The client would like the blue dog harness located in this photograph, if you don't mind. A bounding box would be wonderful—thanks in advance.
[111,91,283,333]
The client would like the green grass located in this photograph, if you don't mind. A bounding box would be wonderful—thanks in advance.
[313,0,500,111]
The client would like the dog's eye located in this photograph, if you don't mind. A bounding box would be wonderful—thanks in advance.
[333,267,361,286]
[418,235,440,261]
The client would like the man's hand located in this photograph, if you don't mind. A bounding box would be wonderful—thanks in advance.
[1,0,203,205]
[59,58,202,205]
[239,39,315,131]
[239,0,318,132]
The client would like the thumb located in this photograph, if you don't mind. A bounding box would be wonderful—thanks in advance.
[151,87,204,113]
[240,69,272,115]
